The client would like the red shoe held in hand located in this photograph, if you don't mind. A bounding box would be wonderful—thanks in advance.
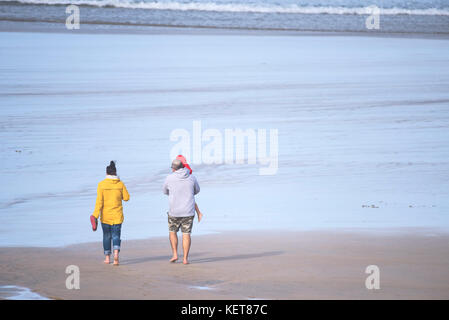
[90,215,98,231]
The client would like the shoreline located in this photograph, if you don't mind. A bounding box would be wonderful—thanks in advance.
[1,226,448,249]
[1,229,449,299]
[1,20,449,40]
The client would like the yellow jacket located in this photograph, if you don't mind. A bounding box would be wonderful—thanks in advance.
[92,176,130,225]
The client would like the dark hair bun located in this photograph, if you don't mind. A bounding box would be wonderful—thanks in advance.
[106,161,117,175]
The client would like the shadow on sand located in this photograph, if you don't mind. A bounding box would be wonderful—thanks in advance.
[121,252,209,265]
[120,255,169,265]
[191,251,284,264]
[121,251,283,265]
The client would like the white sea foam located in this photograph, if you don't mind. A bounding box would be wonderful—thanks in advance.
[5,0,449,16]
[189,285,216,290]
[0,285,50,300]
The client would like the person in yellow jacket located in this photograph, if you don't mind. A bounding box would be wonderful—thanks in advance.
[91,161,129,266]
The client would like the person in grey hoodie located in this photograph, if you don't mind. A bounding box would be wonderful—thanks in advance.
[163,158,200,264]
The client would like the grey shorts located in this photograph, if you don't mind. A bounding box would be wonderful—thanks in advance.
[168,214,194,234]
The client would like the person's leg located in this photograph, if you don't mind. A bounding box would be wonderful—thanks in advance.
[182,233,191,265]
[169,231,178,262]
[112,224,122,266]
[180,216,194,264]
[101,223,112,263]
[168,215,181,262]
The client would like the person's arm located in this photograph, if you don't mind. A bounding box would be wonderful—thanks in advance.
[195,202,203,222]
[92,184,103,219]
[193,176,200,195]
[122,182,130,201]
[163,177,169,195]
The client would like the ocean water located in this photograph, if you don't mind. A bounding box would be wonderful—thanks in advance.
[0,285,50,299]
[0,0,448,34]
[0,30,449,247]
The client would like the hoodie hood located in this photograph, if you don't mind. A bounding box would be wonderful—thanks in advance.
[173,167,190,179]
[103,176,121,187]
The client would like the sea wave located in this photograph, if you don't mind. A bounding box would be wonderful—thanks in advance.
[0,285,50,300]
[2,0,449,16]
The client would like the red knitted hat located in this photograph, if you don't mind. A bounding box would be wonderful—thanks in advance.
[176,155,192,174]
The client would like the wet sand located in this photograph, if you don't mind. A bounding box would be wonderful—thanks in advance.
[1,229,449,300]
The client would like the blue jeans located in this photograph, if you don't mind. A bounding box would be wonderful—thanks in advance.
[101,223,122,255]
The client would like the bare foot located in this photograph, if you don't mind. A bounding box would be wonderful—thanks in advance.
[113,254,119,266]
[104,255,110,264]
[170,256,178,263]
[183,259,189,265]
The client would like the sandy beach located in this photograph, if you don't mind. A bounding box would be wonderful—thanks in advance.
[1,229,449,300]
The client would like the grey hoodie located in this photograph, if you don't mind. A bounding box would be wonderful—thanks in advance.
[163,168,200,217]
